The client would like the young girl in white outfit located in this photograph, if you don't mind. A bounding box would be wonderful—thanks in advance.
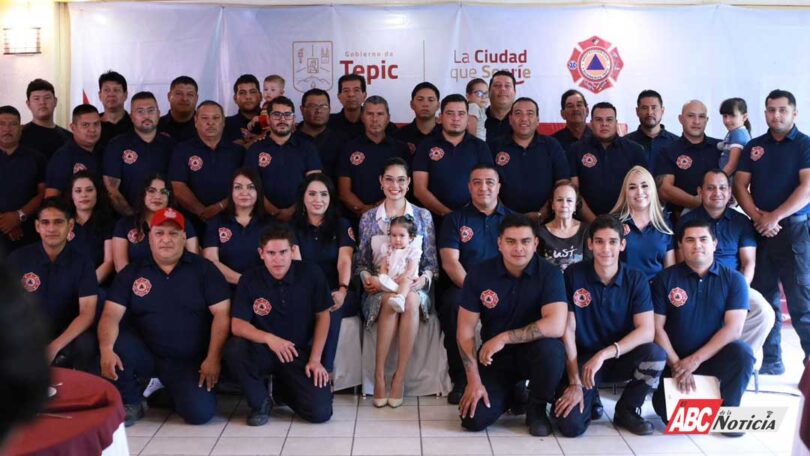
[374,215,421,313]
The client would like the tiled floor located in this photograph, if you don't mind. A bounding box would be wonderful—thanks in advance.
[126,329,806,456]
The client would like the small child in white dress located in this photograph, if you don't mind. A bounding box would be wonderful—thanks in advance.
[374,216,421,313]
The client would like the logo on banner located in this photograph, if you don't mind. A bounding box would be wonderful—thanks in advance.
[665,399,787,434]
[751,146,765,161]
[293,41,333,93]
[495,152,510,166]
[340,49,399,86]
[567,36,624,94]
[676,155,693,170]
[669,287,688,307]
[480,289,499,309]
[21,272,41,292]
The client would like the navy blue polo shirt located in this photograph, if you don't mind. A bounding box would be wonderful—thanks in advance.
[625,126,679,174]
[292,217,356,290]
[490,135,570,213]
[68,216,113,268]
[460,255,567,342]
[20,122,71,160]
[169,136,245,206]
[0,146,45,213]
[412,133,493,211]
[224,112,254,143]
[656,136,722,199]
[7,242,97,338]
[677,207,756,271]
[621,218,674,281]
[392,120,442,157]
[244,135,322,209]
[337,135,410,205]
[653,261,748,357]
[158,112,196,142]
[45,140,102,193]
[552,126,592,151]
[233,261,332,348]
[565,261,651,355]
[568,136,649,216]
[293,125,349,181]
[484,108,512,144]
[108,251,230,360]
[113,215,197,265]
[738,126,810,215]
[104,131,176,207]
[202,214,271,275]
[439,202,512,271]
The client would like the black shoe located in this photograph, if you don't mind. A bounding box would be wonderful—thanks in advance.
[613,404,654,436]
[509,381,529,415]
[759,360,785,375]
[591,391,604,420]
[247,398,272,426]
[526,401,552,437]
[124,402,145,427]
[447,382,465,405]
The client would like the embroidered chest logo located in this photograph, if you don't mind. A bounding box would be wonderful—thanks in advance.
[122,149,139,165]
[73,163,87,174]
[347,227,356,242]
[407,142,416,155]
[676,155,693,170]
[133,277,152,297]
[623,223,631,236]
[218,227,232,243]
[750,146,765,162]
[460,226,474,243]
[668,287,688,307]
[67,229,75,242]
[127,228,144,244]
[350,151,365,166]
[480,289,499,309]
[188,155,204,172]
[258,152,272,168]
[495,151,510,166]
[21,272,41,292]
[253,297,272,316]
[429,147,445,161]
[582,153,598,168]
[573,288,592,308]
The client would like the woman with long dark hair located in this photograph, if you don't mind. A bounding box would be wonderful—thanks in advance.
[66,170,115,283]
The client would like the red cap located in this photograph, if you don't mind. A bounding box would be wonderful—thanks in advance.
[151,207,185,230]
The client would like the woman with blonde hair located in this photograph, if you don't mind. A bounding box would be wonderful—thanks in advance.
[610,165,675,281]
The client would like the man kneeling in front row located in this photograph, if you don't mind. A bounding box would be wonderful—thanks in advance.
[224,223,333,426]
[554,215,666,436]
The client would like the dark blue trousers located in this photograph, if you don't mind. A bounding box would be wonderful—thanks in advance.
[753,216,810,363]
[438,285,465,386]
[52,331,99,375]
[113,330,216,424]
[461,338,566,432]
[224,337,332,423]
[652,340,754,423]
[555,342,666,437]
[322,290,360,373]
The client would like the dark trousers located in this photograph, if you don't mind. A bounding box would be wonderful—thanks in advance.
[224,337,332,423]
[652,340,754,422]
[322,290,360,373]
[113,330,216,424]
[52,331,99,374]
[555,342,666,437]
[753,216,810,362]
[461,338,566,432]
[437,286,465,386]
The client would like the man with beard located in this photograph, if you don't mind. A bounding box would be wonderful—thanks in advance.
[294,88,348,181]
[45,104,102,198]
[104,92,176,216]
[625,90,679,174]
[20,79,71,160]
[158,76,199,142]
[393,82,441,157]
[484,71,517,144]
[413,94,493,221]
[224,74,262,144]
[245,97,322,222]
[98,71,133,150]
[552,90,592,150]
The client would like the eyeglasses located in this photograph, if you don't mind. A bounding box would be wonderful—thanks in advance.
[473,90,489,98]
[146,187,171,196]
[382,176,408,186]
[270,111,295,120]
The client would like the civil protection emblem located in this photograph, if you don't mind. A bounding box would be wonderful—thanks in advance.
[293,41,333,93]
[495,152,510,166]
[253,297,272,316]
[751,146,765,162]
[21,272,41,292]
[668,287,688,307]
[459,226,474,243]
[567,36,624,94]
[219,227,232,243]
[133,277,152,297]
[480,289,499,309]
[676,155,693,170]
[573,288,592,308]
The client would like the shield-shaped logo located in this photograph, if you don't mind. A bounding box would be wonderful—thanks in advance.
[293,41,333,93]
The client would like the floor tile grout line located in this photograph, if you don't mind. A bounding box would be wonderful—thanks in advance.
[350,393,359,456]
[417,397,425,456]
[136,408,170,456]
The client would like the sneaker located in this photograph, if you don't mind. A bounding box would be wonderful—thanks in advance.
[142,377,164,398]
[447,382,465,405]
[389,294,406,313]
[526,401,551,437]
[591,391,604,420]
[759,360,785,375]
[247,398,272,426]
[613,403,654,436]
[508,381,528,415]
[124,402,145,427]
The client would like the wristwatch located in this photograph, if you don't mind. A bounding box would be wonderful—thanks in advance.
[17,210,27,222]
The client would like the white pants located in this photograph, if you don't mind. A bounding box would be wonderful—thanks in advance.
[742,286,776,370]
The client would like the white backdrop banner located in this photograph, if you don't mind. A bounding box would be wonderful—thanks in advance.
[70,2,810,137]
